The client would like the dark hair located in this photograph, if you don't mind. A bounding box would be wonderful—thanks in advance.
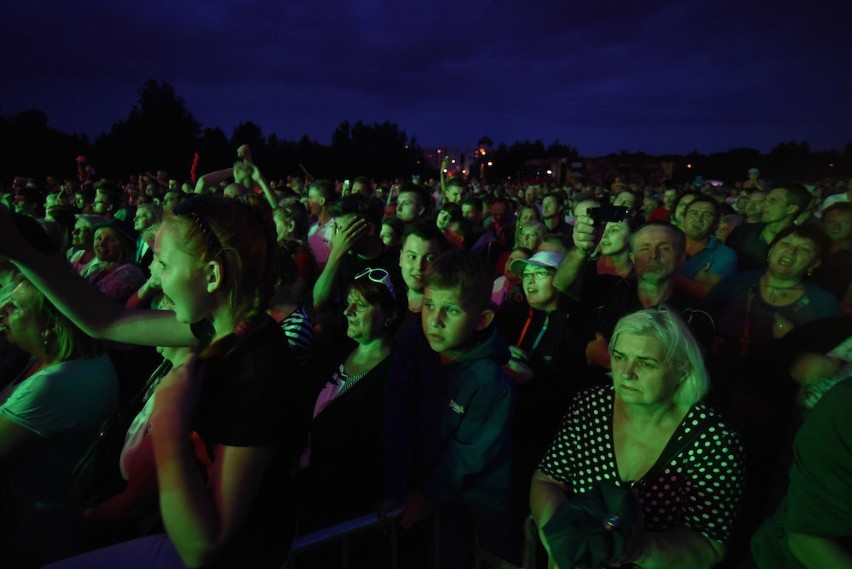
[330,194,384,229]
[438,201,462,220]
[309,179,337,205]
[684,196,721,233]
[402,218,450,252]
[277,200,310,240]
[616,189,643,207]
[346,268,406,335]
[822,201,852,218]
[381,215,406,246]
[541,232,572,253]
[769,222,831,264]
[515,204,541,224]
[93,180,123,201]
[424,249,494,311]
[542,192,565,210]
[673,191,702,216]
[448,217,475,249]
[774,183,812,215]
[461,196,484,212]
[13,212,60,257]
[398,183,432,214]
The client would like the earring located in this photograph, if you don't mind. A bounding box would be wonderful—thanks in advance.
[41,330,51,355]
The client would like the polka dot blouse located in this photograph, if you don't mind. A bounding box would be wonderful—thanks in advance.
[538,386,745,543]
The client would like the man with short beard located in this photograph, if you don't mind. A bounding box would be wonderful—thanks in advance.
[556,220,715,371]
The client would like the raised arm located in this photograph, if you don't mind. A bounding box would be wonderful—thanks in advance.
[1,207,195,347]
[247,163,280,210]
[439,155,450,198]
[194,168,234,195]
[311,216,367,312]
[553,213,596,293]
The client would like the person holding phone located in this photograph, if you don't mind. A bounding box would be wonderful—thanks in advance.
[555,216,715,374]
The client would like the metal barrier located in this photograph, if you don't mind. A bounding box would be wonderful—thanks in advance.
[285,507,403,569]
[285,510,542,569]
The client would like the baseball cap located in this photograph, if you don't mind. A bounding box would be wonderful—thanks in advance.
[510,251,564,275]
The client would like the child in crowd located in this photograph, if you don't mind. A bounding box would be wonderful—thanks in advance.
[380,249,518,568]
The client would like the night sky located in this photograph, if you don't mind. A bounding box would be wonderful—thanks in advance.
[3,1,851,157]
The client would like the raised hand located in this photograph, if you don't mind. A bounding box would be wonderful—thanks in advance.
[329,216,367,260]
[572,213,598,254]
[237,144,253,164]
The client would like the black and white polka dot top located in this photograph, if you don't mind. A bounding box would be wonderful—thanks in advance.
[538,386,745,543]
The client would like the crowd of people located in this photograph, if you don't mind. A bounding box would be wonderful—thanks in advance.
[0,154,850,568]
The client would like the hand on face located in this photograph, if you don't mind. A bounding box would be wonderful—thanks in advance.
[331,216,368,258]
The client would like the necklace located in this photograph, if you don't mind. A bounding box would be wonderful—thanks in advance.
[760,275,803,304]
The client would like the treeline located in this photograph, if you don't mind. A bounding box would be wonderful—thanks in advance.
[2,79,851,185]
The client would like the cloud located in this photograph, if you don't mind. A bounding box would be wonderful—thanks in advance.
[2,0,850,153]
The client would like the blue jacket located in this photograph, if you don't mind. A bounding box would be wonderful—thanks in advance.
[383,323,514,506]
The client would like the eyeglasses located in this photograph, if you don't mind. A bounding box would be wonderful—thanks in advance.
[355,267,397,300]
[522,270,554,282]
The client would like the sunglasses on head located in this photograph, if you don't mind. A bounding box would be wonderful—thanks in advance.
[354,267,397,300]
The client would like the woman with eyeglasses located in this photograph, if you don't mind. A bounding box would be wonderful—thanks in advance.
[296,266,405,534]
[495,250,587,537]
[0,196,308,568]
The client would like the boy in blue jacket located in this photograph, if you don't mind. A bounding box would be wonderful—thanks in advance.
[380,249,517,568]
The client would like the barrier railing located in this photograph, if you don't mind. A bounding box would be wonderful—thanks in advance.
[284,507,403,569]
[285,510,541,569]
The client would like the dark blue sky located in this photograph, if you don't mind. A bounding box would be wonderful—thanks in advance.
[3,1,851,156]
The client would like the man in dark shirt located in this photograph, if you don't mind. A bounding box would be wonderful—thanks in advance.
[727,183,812,270]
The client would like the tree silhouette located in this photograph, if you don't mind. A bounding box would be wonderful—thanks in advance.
[2,79,850,185]
[95,80,200,178]
[0,109,88,181]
